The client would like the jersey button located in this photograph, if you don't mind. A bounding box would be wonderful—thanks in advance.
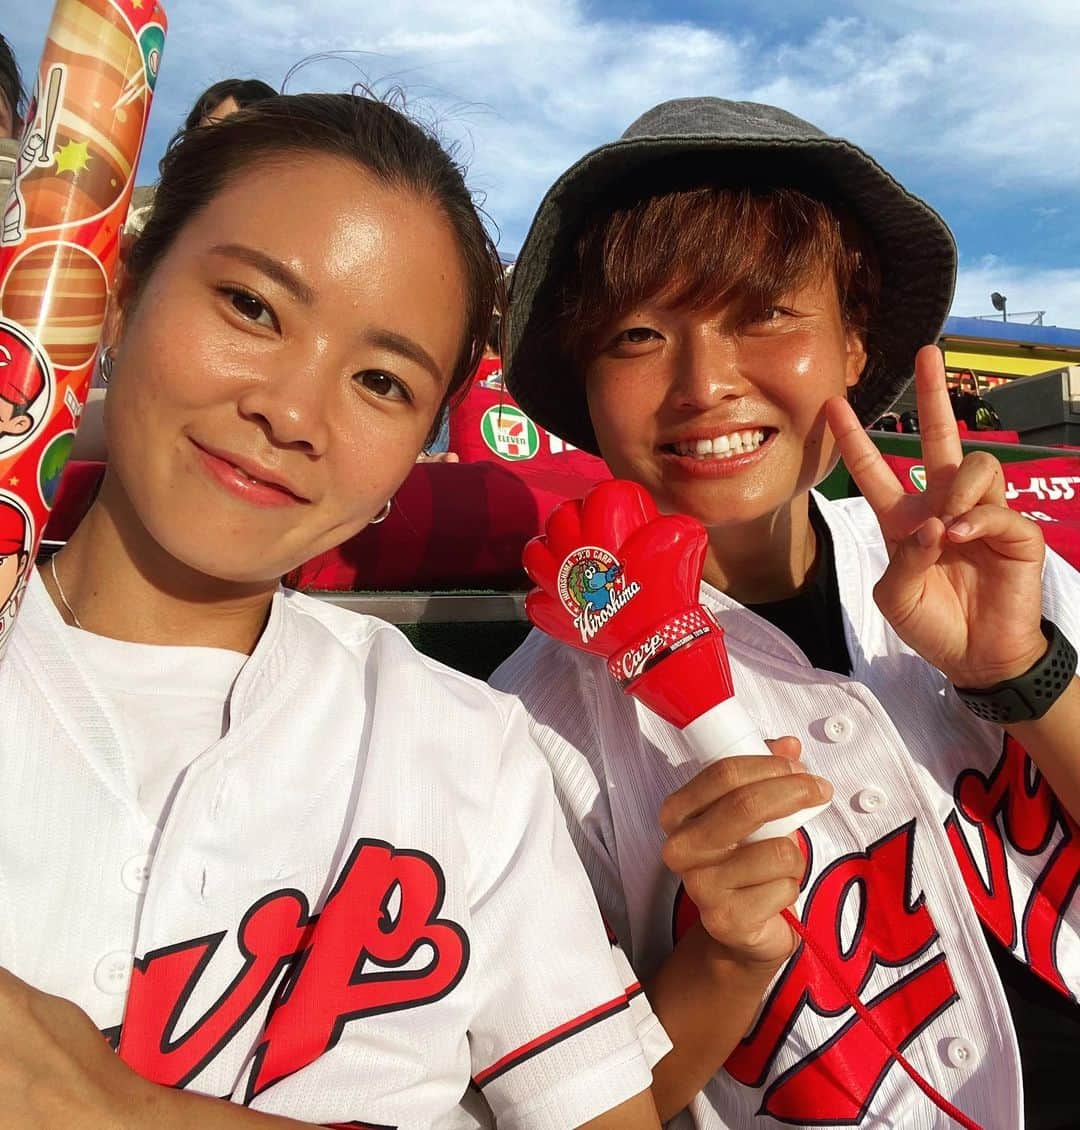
[944,1037,978,1068]
[822,714,854,742]
[121,854,152,894]
[854,787,889,814]
[93,951,133,995]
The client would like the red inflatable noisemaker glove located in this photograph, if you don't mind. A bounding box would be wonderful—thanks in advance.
[524,479,828,840]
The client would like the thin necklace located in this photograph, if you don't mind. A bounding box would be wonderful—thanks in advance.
[49,554,84,630]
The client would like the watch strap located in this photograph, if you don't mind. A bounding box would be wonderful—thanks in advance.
[954,618,1077,724]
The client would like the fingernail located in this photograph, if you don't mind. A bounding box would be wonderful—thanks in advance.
[948,521,972,538]
[941,513,956,527]
[916,522,937,547]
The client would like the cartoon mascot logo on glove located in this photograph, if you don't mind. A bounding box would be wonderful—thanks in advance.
[557,547,640,645]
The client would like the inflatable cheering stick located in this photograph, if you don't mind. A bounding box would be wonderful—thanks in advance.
[0,0,166,659]
[524,479,828,840]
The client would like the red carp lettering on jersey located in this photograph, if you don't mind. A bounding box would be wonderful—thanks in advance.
[675,822,959,1124]
[246,839,469,1100]
[119,839,468,1096]
[120,890,309,1086]
[946,735,1080,1000]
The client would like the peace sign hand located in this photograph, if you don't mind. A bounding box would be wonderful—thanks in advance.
[825,344,1048,690]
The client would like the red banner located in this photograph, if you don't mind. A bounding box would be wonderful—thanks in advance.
[449,367,610,484]
[882,453,1080,570]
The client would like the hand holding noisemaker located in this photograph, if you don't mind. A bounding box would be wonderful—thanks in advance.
[523,479,828,841]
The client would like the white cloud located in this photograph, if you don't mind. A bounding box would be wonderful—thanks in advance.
[195,0,1074,238]
[953,256,1080,328]
[16,0,1078,190]
[144,0,757,243]
[11,0,1078,319]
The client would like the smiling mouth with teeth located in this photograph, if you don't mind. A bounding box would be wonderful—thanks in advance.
[665,428,771,460]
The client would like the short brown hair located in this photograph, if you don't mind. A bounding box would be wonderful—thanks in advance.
[556,183,880,366]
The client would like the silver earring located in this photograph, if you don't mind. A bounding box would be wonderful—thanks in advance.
[97,346,116,385]
[370,499,392,525]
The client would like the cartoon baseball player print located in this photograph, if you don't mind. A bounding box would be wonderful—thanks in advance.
[1,64,64,247]
[0,320,52,456]
[0,494,31,650]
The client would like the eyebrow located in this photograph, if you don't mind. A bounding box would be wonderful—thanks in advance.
[364,328,444,384]
[209,243,315,306]
[210,243,444,382]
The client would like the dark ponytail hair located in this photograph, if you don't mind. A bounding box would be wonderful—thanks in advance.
[126,92,502,407]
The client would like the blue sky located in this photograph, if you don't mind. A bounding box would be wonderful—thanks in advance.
[11,0,1080,325]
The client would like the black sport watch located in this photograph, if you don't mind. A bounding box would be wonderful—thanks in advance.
[954,618,1077,725]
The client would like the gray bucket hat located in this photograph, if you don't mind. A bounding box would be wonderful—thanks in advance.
[505,96,957,455]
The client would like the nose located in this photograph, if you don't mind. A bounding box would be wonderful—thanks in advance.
[235,350,332,456]
[669,326,752,412]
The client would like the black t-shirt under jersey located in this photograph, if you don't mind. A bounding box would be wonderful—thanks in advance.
[746,502,1079,1130]
[744,504,851,677]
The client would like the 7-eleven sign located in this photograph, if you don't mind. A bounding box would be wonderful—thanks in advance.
[480,404,541,461]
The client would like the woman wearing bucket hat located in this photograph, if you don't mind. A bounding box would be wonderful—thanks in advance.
[492,97,1080,1129]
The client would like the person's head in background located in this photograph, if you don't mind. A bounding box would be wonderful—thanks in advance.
[123,78,279,247]
[183,77,277,130]
[0,34,27,139]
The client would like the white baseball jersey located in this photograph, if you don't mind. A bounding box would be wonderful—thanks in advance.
[0,573,666,1129]
[492,492,1080,1130]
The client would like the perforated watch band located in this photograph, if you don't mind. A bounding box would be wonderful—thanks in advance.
[954,618,1077,724]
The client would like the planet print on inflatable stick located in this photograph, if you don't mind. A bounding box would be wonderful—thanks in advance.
[0,0,166,659]
[523,478,829,841]
[2,243,109,369]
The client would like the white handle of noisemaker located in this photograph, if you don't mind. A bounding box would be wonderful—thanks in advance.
[680,697,829,842]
